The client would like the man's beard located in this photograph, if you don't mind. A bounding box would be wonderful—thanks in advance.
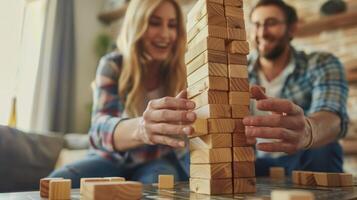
[257,31,290,60]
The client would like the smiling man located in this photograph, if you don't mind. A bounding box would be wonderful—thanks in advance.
[244,0,349,176]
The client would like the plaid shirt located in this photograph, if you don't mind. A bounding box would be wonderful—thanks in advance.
[89,52,187,167]
[248,47,349,138]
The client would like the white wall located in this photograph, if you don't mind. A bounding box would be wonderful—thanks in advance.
[73,0,106,132]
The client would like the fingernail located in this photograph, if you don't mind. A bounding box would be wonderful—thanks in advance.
[183,126,191,135]
[186,101,195,109]
[186,112,195,121]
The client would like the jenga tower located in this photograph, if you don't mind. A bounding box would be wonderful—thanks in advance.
[185,0,256,195]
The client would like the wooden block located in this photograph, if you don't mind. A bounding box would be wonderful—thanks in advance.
[190,133,232,149]
[233,178,256,193]
[292,171,301,184]
[232,133,249,147]
[191,118,208,137]
[190,148,232,163]
[49,179,71,200]
[229,64,248,78]
[194,104,231,119]
[192,91,228,109]
[231,105,249,118]
[314,172,340,187]
[233,147,255,162]
[229,91,250,105]
[227,28,246,41]
[233,162,255,178]
[300,171,316,186]
[188,17,227,44]
[190,178,232,194]
[270,167,285,179]
[340,173,353,186]
[186,49,227,73]
[187,62,227,84]
[158,175,174,189]
[186,37,225,65]
[105,177,126,182]
[225,6,244,18]
[82,181,142,200]
[229,78,249,91]
[187,0,225,31]
[224,0,243,7]
[187,76,228,99]
[192,118,236,134]
[80,178,110,195]
[271,190,314,200]
[233,119,245,132]
[190,163,232,179]
[228,53,248,65]
[226,16,245,29]
[226,41,250,55]
[40,178,63,198]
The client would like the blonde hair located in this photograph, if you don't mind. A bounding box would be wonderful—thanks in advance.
[117,0,187,117]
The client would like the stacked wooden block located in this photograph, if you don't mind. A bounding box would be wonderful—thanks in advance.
[292,171,353,187]
[186,0,255,194]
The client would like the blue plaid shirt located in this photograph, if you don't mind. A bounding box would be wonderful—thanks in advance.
[248,47,349,138]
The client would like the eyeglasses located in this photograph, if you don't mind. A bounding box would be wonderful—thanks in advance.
[250,18,286,30]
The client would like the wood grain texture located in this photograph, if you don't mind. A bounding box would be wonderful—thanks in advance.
[190,178,232,195]
[228,53,248,65]
[106,177,126,182]
[187,76,228,99]
[191,90,228,109]
[233,119,245,133]
[233,162,255,178]
[80,178,110,194]
[188,18,227,44]
[229,91,250,105]
[233,147,255,162]
[229,78,249,91]
[228,64,248,78]
[340,173,353,187]
[194,104,231,119]
[190,163,232,179]
[189,133,232,149]
[270,167,285,179]
[226,16,245,29]
[300,171,316,186]
[186,37,225,65]
[227,28,246,40]
[224,6,244,18]
[49,179,71,200]
[82,181,142,200]
[186,49,227,67]
[233,178,256,193]
[226,41,249,55]
[190,148,232,164]
[292,171,301,185]
[187,62,227,83]
[232,133,249,147]
[224,0,243,7]
[231,105,250,118]
[314,172,340,187]
[191,118,236,134]
[158,175,174,189]
[40,178,63,198]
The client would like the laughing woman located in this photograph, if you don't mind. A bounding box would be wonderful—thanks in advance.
[49,0,195,187]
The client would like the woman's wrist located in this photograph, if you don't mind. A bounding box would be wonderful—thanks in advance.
[303,117,314,149]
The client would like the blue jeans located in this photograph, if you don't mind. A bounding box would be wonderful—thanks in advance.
[255,141,343,176]
[49,152,188,188]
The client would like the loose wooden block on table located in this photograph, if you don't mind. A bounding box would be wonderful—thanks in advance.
[190,148,232,163]
[270,167,285,179]
[228,64,248,78]
[226,16,245,29]
[190,133,232,149]
[271,190,314,200]
[340,173,353,186]
[224,0,243,7]
[227,27,246,40]
[105,177,126,182]
[229,91,250,105]
[233,147,255,162]
[81,181,142,200]
[190,178,232,194]
[226,41,250,55]
[186,37,225,64]
[49,179,71,200]
[186,49,227,68]
[188,23,228,44]
[314,172,340,187]
[191,90,228,109]
[231,105,250,118]
[228,53,248,65]
[291,171,301,184]
[190,163,232,179]
[233,178,256,193]
[300,171,316,186]
[187,76,228,99]
[233,162,255,178]
[232,133,249,147]
[40,177,63,198]
[187,62,227,83]
[158,175,174,189]
[80,178,110,194]
[194,104,231,119]
[229,78,249,91]
[224,6,244,18]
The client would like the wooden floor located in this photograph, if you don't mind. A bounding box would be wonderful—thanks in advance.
[1,177,357,200]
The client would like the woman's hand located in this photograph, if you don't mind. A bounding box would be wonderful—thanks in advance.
[138,90,196,148]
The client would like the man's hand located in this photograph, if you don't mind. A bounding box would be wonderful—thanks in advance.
[138,90,196,148]
[243,85,311,154]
